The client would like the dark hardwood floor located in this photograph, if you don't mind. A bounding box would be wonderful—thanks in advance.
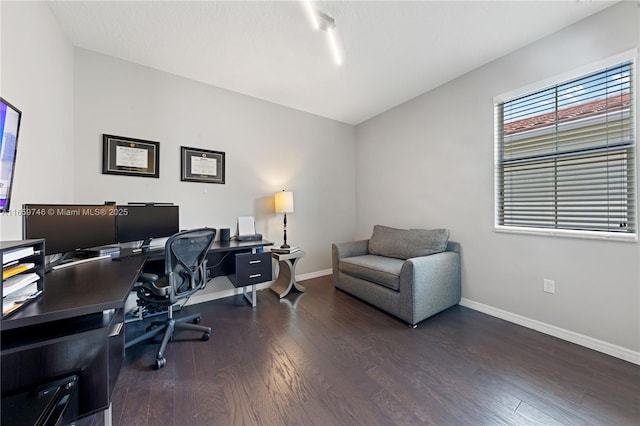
[79,276,640,425]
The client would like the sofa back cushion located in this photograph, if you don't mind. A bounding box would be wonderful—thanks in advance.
[368,225,449,260]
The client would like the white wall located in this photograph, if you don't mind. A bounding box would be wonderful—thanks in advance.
[73,49,356,274]
[356,2,640,354]
[3,1,635,356]
[0,2,356,274]
[0,2,74,241]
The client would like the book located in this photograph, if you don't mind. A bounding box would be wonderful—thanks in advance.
[3,281,39,301]
[3,259,18,268]
[271,246,300,254]
[3,263,35,280]
[2,246,35,265]
[3,272,40,297]
[3,282,41,316]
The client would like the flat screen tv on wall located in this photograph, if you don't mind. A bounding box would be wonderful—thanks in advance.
[0,97,22,213]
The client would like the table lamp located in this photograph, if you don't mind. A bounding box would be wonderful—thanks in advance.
[274,190,294,248]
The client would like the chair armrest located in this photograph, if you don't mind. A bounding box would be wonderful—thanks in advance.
[332,240,369,260]
[137,275,171,298]
[138,272,159,284]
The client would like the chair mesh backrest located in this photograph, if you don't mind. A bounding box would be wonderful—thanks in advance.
[165,228,216,301]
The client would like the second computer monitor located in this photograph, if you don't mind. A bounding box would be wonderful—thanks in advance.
[116,204,179,246]
[23,204,118,256]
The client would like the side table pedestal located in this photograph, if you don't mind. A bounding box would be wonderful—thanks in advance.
[270,251,305,298]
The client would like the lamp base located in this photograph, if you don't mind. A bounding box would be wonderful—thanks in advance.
[280,243,291,249]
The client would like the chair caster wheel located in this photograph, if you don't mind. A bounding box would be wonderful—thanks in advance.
[202,332,210,341]
[155,358,166,369]
[193,317,201,324]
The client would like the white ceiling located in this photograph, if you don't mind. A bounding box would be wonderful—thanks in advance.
[47,1,616,125]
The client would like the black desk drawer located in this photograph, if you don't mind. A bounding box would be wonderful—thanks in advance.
[229,252,272,287]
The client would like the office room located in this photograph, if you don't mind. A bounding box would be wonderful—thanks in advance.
[0,1,638,425]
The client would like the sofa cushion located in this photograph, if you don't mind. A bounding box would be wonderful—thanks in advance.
[368,225,449,260]
[339,255,404,291]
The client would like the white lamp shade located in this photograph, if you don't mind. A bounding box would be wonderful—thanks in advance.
[274,191,294,213]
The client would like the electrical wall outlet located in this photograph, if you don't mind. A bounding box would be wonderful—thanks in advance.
[543,279,555,294]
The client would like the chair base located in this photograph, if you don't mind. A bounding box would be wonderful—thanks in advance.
[125,313,211,369]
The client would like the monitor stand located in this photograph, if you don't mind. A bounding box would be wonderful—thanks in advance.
[49,251,76,269]
[46,250,112,273]
[138,238,153,254]
[81,245,121,257]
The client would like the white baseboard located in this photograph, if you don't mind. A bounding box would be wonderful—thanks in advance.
[460,298,640,365]
[185,269,331,307]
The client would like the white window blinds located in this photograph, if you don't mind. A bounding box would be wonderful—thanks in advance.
[495,61,636,236]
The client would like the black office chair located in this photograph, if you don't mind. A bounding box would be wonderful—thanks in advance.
[125,228,216,369]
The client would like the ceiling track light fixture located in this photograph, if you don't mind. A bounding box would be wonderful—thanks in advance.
[302,0,343,66]
[315,10,335,31]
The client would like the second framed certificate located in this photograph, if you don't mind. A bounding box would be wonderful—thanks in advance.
[181,146,225,184]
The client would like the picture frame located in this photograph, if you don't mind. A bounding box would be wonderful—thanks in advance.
[180,146,225,184]
[102,134,160,178]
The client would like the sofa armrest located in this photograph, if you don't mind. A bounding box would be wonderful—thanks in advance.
[332,240,369,287]
[333,239,369,259]
[399,251,461,324]
[446,241,461,253]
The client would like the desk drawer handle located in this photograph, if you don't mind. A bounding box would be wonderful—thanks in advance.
[249,260,262,264]
[249,273,262,279]
[109,322,124,337]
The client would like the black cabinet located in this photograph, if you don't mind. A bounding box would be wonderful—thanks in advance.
[107,308,125,398]
[1,314,108,414]
[1,256,145,423]
[228,252,272,287]
[1,375,79,426]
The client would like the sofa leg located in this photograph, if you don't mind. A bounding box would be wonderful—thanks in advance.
[410,324,417,329]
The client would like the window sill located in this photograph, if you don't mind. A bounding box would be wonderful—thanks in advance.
[494,226,638,243]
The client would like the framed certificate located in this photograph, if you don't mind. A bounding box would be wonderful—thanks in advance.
[102,134,160,178]
[181,146,225,184]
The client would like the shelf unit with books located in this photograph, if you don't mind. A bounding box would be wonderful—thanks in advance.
[1,239,45,318]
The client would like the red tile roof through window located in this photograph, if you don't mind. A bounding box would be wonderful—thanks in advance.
[503,93,630,136]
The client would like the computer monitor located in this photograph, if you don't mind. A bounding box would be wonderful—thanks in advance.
[22,204,117,256]
[0,98,22,213]
[116,204,179,248]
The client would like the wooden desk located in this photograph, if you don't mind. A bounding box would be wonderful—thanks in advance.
[140,239,273,307]
[136,239,273,263]
[1,256,145,424]
[2,256,145,330]
[1,239,273,425]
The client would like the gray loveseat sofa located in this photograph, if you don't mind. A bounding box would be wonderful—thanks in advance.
[332,225,461,326]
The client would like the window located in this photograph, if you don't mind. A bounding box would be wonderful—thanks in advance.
[495,58,636,240]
